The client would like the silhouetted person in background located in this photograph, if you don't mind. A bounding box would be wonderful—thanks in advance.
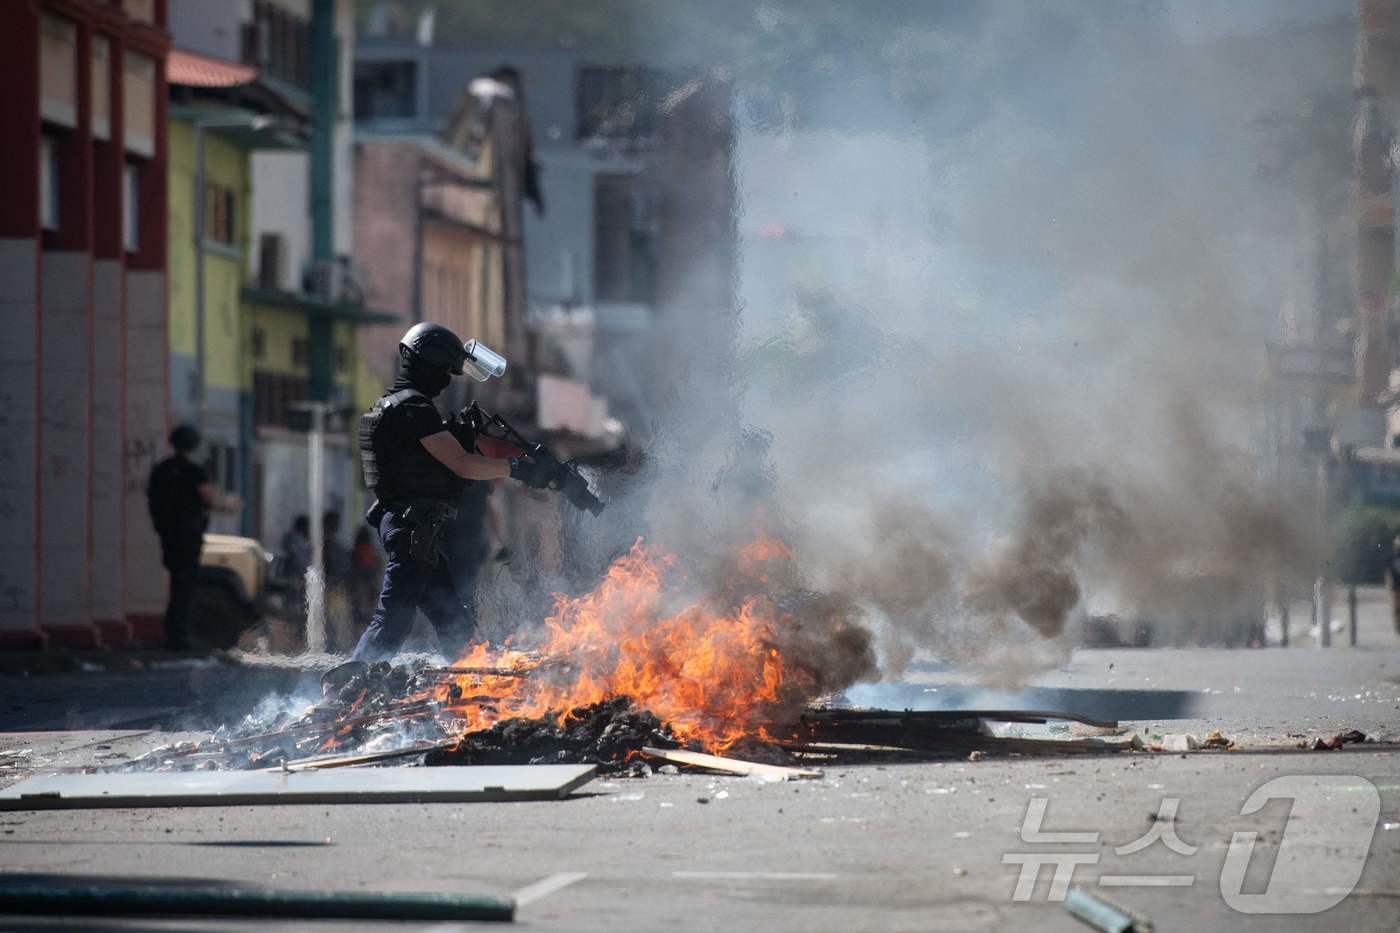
[322,510,355,651]
[322,510,350,585]
[1386,535,1400,637]
[281,514,312,627]
[350,525,382,639]
[282,515,312,579]
[146,424,239,649]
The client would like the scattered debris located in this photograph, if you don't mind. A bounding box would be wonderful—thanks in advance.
[129,664,680,775]
[1199,730,1234,750]
[641,746,822,781]
[119,655,1145,777]
[1311,729,1369,751]
[1160,734,1198,752]
[427,698,681,772]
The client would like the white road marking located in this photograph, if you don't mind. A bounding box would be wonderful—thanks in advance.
[1098,875,1195,887]
[512,871,589,906]
[671,871,840,881]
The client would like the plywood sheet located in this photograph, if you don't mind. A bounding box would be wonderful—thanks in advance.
[641,747,821,780]
[0,764,596,810]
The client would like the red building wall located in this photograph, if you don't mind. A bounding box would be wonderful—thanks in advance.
[0,0,170,649]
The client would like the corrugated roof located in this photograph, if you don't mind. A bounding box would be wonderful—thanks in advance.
[168,47,258,89]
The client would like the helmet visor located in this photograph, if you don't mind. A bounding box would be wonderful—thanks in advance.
[462,339,507,382]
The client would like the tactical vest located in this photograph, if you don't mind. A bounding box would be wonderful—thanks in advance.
[359,389,464,504]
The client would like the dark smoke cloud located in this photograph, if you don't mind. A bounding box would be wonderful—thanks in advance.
[964,472,1132,639]
[476,1,1352,699]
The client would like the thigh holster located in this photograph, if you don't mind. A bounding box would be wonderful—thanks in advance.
[393,499,458,563]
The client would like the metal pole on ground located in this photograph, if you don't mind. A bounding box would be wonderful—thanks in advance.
[0,882,514,923]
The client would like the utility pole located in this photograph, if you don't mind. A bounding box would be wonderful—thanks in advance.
[291,400,334,654]
[308,0,336,402]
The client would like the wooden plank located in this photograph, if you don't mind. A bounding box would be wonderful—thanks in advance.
[801,707,1120,730]
[641,747,822,780]
[259,741,458,772]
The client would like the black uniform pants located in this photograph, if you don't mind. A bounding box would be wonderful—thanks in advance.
[351,509,469,662]
[163,547,201,650]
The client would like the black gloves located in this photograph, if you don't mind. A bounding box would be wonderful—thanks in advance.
[510,456,554,490]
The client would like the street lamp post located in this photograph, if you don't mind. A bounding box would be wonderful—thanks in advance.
[289,401,350,655]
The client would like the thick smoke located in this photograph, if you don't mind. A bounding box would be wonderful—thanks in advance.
[558,0,1354,694]
[426,1,1351,707]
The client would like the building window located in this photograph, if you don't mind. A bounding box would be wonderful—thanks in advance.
[251,327,266,361]
[594,173,656,304]
[353,60,418,121]
[204,442,238,494]
[254,370,307,429]
[257,233,285,290]
[335,345,348,373]
[91,35,111,141]
[39,136,60,232]
[40,13,77,128]
[122,0,155,25]
[242,0,310,90]
[576,65,663,143]
[202,181,235,245]
[122,51,155,157]
[291,337,308,368]
[123,161,139,252]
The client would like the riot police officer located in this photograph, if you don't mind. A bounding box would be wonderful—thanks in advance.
[351,323,551,661]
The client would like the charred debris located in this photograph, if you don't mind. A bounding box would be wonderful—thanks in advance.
[123,658,1137,778]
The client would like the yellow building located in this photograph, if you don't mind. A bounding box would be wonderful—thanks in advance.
[167,40,390,543]
[167,109,255,533]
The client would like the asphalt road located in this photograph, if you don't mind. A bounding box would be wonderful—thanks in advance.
[0,589,1396,932]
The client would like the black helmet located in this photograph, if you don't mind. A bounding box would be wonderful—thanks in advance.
[169,423,201,452]
[400,322,467,375]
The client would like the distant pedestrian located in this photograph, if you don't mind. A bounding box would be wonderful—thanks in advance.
[350,525,382,638]
[322,510,354,652]
[1386,535,1400,636]
[322,510,350,584]
[282,515,313,579]
[146,424,240,649]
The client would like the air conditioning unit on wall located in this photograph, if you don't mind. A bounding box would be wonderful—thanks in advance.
[304,257,367,307]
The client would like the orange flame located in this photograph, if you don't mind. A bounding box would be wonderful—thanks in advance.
[435,536,809,751]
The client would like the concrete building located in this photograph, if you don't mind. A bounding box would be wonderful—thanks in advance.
[1356,0,1400,408]
[0,0,171,648]
[166,45,305,539]
[352,65,590,584]
[353,37,670,441]
[352,73,528,413]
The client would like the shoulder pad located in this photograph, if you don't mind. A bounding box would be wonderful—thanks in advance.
[378,388,425,410]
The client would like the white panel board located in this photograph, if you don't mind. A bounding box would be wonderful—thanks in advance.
[0,764,597,810]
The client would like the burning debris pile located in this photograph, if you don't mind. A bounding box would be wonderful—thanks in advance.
[120,536,1145,777]
[126,661,682,775]
[425,697,680,770]
[127,536,834,774]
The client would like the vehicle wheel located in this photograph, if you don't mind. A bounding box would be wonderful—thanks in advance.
[190,582,253,649]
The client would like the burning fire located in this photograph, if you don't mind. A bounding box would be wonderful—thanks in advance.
[435,536,811,751]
